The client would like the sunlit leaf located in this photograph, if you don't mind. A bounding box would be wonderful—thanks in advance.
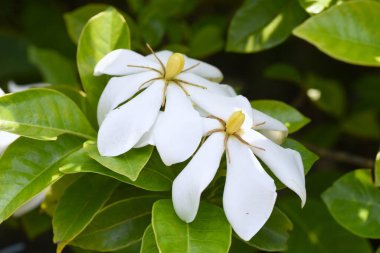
[293,0,380,66]
[298,0,333,14]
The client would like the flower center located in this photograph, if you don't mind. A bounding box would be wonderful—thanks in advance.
[164,53,185,80]
[225,111,245,135]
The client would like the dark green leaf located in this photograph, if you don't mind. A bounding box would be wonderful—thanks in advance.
[245,207,293,252]
[375,150,380,187]
[250,100,310,133]
[278,197,372,253]
[322,169,380,238]
[64,4,109,44]
[21,209,52,240]
[229,237,259,253]
[227,0,307,53]
[293,0,380,66]
[264,63,302,84]
[84,141,153,181]
[77,7,130,119]
[140,225,159,253]
[0,135,83,222]
[53,174,119,251]
[342,111,380,140]
[152,199,231,253]
[28,46,79,86]
[71,195,158,251]
[0,88,96,140]
[189,25,224,58]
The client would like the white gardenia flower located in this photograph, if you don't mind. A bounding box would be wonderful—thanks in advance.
[96,47,236,166]
[0,83,49,217]
[172,95,306,241]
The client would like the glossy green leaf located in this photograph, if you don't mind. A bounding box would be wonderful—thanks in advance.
[342,111,380,140]
[322,169,380,238]
[251,100,310,133]
[140,225,159,253]
[278,197,372,253]
[375,150,380,187]
[152,199,231,253]
[298,0,332,14]
[47,85,89,114]
[71,195,158,251]
[64,4,109,44]
[305,74,346,117]
[245,207,293,252]
[77,7,130,117]
[293,0,380,66]
[0,135,83,223]
[227,0,307,53]
[61,148,179,191]
[84,141,153,181]
[53,174,119,251]
[28,46,79,86]
[189,25,224,58]
[0,89,96,140]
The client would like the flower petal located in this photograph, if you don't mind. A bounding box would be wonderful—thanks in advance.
[202,117,223,135]
[154,85,203,165]
[224,137,277,241]
[97,81,164,156]
[243,129,306,206]
[94,49,161,76]
[188,88,253,123]
[183,57,223,82]
[252,108,288,144]
[145,50,172,65]
[0,88,4,96]
[97,71,160,125]
[172,133,225,222]
[0,131,18,155]
[176,72,230,96]
[13,187,50,217]
[7,81,47,93]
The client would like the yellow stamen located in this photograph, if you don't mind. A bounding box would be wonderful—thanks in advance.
[226,111,245,135]
[165,53,185,80]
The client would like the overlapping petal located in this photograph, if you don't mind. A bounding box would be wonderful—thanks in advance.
[176,72,229,96]
[172,133,225,222]
[154,85,203,166]
[97,71,160,124]
[97,81,164,156]
[243,129,306,206]
[224,137,277,241]
[252,108,288,144]
[94,49,161,76]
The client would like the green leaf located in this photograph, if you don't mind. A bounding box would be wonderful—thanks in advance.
[0,135,83,223]
[305,74,346,117]
[375,150,380,187]
[64,4,109,44]
[84,141,153,181]
[28,46,79,86]
[21,209,52,240]
[189,25,224,58]
[322,169,380,238]
[53,174,119,251]
[0,88,96,140]
[352,75,380,112]
[140,225,159,253]
[77,7,130,118]
[293,0,380,66]
[250,100,310,133]
[230,237,259,253]
[342,111,380,140]
[245,207,293,252]
[61,148,179,191]
[152,199,231,253]
[71,195,158,251]
[283,138,318,176]
[278,197,373,253]
[298,0,333,14]
[264,63,302,84]
[227,0,307,53]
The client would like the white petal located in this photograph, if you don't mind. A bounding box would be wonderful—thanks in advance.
[97,81,164,156]
[13,187,50,217]
[97,71,160,125]
[154,85,203,166]
[0,131,19,155]
[7,81,47,93]
[145,50,172,65]
[176,72,230,96]
[172,133,225,222]
[183,57,223,82]
[243,130,306,206]
[219,84,237,96]
[224,137,277,241]
[188,88,253,124]
[94,49,161,76]
[202,117,223,135]
[252,108,288,145]
[0,88,4,96]
[134,113,162,148]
